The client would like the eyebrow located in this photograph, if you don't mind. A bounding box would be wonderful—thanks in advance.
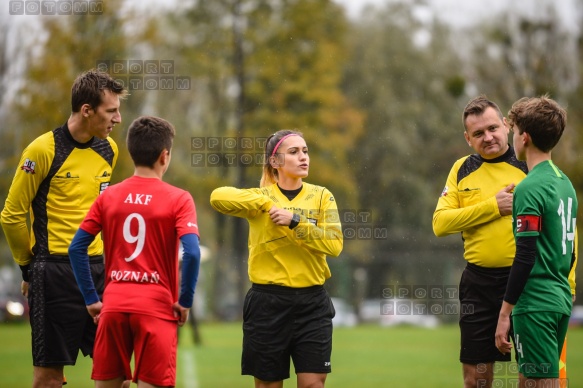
[285,146,308,150]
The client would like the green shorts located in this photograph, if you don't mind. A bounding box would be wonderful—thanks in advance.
[512,311,569,378]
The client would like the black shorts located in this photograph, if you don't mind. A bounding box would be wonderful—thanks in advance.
[241,284,335,382]
[459,262,512,364]
[28,256,104,367]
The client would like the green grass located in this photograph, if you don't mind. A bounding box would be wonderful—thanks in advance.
[1,322,582,387]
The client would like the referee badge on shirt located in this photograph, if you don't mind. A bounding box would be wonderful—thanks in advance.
[99,182,110,194]
[21,158,36,174]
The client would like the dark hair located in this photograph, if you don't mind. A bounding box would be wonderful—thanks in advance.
[507,95,566,153]
[462,95,504,130]
[71,69,127,112]
[126,116,175,168]
[260,129,303,187]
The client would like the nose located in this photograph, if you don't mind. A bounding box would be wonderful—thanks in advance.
[113,112,121,124]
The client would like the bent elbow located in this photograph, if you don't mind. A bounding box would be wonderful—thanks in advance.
[209,190,225,212]
[330,240,343,257]
[433,225,447,237]
[432,215,447,237]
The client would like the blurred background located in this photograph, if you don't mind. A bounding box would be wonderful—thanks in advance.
[0,0,582,328]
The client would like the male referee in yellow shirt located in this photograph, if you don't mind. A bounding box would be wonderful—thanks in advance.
[1,70,126,387]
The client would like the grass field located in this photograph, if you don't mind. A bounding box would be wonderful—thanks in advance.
[1,322,582,387]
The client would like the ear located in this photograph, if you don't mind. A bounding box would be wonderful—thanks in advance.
[81,104,93,118]
[159,149,170,166]
[269,154,281,169]
[463,131,471,146]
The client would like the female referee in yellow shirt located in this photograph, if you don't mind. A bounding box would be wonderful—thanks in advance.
[211,130,343,388]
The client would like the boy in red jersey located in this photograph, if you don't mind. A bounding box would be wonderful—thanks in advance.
[69,116,201,388]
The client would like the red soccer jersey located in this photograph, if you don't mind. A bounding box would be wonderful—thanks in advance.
[79,176,199,320]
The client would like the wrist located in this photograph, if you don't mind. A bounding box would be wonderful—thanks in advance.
[499,301,514,318]
[19,264,30,282]
[289,213,300,229]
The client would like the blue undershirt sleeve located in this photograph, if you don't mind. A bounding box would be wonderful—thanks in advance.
[178,233,201,308]
[69,229,100,306]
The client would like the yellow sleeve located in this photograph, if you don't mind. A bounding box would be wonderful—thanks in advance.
[210,186,274,219]
[432,160,500,237]
[293,189,343,257]
[0,136,52,266]
[569,227,578,295]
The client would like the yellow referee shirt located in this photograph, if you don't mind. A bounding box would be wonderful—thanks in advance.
[433,148,527,268]
[1,124,117,266]
[211,183,343,287]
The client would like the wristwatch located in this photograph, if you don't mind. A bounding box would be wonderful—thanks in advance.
[289,213,300,229]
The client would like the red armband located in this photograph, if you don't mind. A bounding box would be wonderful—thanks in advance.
[516,215,541,233]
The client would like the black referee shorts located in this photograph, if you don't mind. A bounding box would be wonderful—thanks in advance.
[241,283,335,382]
[28,255,104,367]
[459,262,512,364]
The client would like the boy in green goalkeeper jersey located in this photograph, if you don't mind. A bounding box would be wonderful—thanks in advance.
[495,95,577,387]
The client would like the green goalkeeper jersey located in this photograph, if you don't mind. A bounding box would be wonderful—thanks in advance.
[512,160,577,316]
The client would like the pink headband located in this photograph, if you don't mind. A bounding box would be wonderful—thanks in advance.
[271,133,300,156]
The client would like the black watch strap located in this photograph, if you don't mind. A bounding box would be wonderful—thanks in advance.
[289,213,300,229]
